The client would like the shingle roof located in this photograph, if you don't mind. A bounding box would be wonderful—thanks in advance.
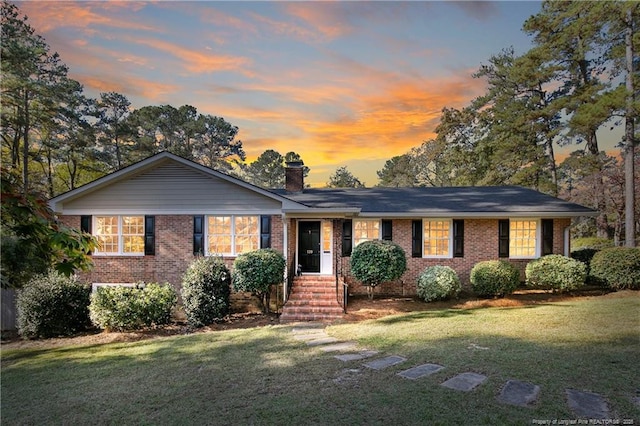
[272,186,597,217]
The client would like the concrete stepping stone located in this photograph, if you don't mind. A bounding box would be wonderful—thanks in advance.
[363,355,407,370]
[319,342,358,352]
[398,363,445,380]
[497,380,540,407]
[305,336,339,346]
[441,372,487,392]
[291,324,325,334]
[566,389,610,419]
[292,332,329,341]
[335,351,379,362]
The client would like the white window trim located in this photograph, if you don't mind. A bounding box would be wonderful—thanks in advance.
[353,218,381,247]
[508,218,541,260]
[93,215,145,256]
[422,218,453,259]
[205,215,259,257]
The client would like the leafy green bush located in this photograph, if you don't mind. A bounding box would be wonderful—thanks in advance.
[571,248,602,285]
[350,240,407,299]
[417,265,461,302]
[90,283,177,331]
[470,260,520,297]
[233,249,285,313]
[571,237,613,251]
[590,247,640,290]
[181,256,232,326]
[525,255,586,292]
[17,270,91,339]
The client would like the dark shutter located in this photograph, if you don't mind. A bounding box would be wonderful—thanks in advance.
[81,215,92,255]
[412,220,422,258]
[453,219,464,258]
[193,215,204,255]
[144,215,155,255]
[260,215,271,249]
[80,215,92,233]
[541,219,554,255]
[498,219,510,258]
[342,220,352,257]
[381,219,393,241]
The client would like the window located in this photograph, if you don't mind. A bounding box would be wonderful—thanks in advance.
[322,221,332,253]
[353,219,380,246]
[94,216,144,255]
[207,215,258,255]
[509,220,538,258]
[423,219,451,257]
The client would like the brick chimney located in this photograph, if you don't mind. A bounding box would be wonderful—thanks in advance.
[285,161,304,193]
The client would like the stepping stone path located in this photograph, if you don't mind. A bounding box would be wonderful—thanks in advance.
[397,363,444,380]
[498,380,540,407]
[566,388,611,419]
[441,372,488,392]
[289,325,620,417]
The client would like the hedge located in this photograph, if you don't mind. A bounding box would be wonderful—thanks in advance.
[17,270,91,339]
[417,265,461,302]
[181,256,232,327]
[590,247,640,290]
[89,282,177,331]
[525,255,586,292]
[470,260,520,297]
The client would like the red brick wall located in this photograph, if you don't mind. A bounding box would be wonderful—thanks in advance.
[339,218,571,296]
[60,214,284,294]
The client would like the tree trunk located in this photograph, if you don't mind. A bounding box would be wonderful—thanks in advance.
[22,89,29,195]
[624,7,636,247]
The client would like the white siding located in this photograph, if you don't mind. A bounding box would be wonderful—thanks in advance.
[61,163,282,214]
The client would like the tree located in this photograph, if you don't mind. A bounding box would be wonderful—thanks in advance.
[1,170,96,288]
[242,149,308,188]
[349,240,406,299]
[327,166,365,188]
[95,92,131,170]
[376,154,419,187]
[233,249,285,313]
[1,1,71,194]
[194,114,246,172]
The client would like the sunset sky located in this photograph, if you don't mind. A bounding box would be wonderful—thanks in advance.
[16,1,622,187]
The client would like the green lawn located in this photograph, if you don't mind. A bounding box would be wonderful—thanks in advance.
[2,292,639,425]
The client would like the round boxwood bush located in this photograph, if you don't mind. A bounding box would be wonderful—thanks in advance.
[470,260,520,297]
[181,256,231,327]
[525,255,586,292]
[17,270,91,339]
[350,240,407,299]
[417,265,461,302]
[89,282,177,331]
[233,249,286,313]
[590,247,640,290]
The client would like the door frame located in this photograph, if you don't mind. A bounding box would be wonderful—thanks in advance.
[296,219,333,275]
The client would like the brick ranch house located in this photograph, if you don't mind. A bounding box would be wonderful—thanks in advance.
[50,152,597,321]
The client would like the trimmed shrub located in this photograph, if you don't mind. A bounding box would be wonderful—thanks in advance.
[525,255,586,292]
[90,283,177,331]
[417,266,461,302]
[470,260,520,297]
[17,270,91,339]
[182,256,232,327]
[590,247,640,290]
[350,240,406,299]
[233,249,285,313]
[571,237,613,251]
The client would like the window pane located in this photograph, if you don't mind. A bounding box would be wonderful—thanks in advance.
[95,216,118,253]
[122,216,144,235]
[208,216,231,235]
[234,216,259,254]
[322,221,332,253]
[208,235,232,255]
[423,220,450,257]
[510,220,537,257]
[123,236,144,253]
[353,220,379,246]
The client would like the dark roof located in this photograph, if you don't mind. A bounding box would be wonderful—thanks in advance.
[272,186,597,217]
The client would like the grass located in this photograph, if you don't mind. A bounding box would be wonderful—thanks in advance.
[2,291,639,425]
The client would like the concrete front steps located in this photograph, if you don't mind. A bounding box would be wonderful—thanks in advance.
[280,276,345,322]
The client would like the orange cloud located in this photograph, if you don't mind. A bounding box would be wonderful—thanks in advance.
[282,3,353,40]
[129,37,252,75]
[74,74,179,103]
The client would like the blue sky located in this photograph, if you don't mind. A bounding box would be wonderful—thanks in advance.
[17,1,620,186]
